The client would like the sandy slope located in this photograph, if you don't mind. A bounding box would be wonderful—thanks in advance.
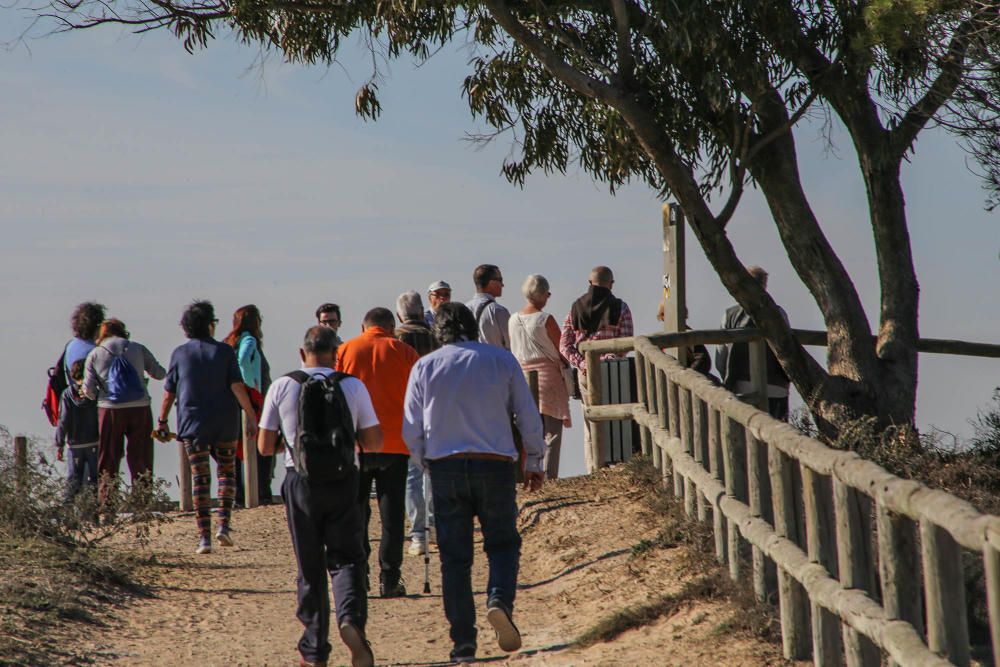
[81,466,793,666]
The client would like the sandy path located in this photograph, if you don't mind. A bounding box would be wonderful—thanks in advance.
[82,468,793,666]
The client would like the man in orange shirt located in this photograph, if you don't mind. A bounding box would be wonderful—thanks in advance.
[337,307,420,598]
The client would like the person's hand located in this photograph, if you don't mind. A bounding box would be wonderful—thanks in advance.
[56,448,64,462]
[245,420,259,441]
[523,470,544,492]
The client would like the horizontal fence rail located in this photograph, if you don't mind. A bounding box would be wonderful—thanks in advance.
[581,330,1000,667]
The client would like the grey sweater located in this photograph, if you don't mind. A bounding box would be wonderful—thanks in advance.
[83,336,166,409]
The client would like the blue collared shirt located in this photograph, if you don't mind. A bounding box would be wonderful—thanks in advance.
[466,293,510,350]
[403,341,545,473]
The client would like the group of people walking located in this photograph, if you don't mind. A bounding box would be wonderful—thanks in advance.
[48,261,788,667]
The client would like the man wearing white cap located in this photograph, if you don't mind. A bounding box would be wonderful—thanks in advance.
[425,281,452,328]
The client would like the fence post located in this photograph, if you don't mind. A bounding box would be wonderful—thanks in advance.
[833,480,880,666]
[14,435,28,493]
[769,446,811,659]
[921,520,970,666]
[801,466,841,666]
[178,441,193,512]
[585,348,606,472]
[722,416,747,582]
[665,374,683,497]
[748,338,769,412]
[644,355,662,471]
[243,413,259,509]
[653,370,671,487]
[635,354,652,457]
[678,387,695,518]
[692,395,709,522]
[747,434,776,602]
[876,502,923,667]
[708,407,727,566]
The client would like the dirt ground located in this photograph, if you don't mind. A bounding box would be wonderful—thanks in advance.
[80,466,794,666]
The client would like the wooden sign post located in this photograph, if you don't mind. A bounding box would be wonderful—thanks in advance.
[662,203,688,366]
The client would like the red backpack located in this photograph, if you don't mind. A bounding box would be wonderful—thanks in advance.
[42,348,69,427]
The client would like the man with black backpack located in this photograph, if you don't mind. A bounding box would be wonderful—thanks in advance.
[257,325,382,667]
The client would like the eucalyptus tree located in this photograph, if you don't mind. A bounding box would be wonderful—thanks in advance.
[37,0,1000,436]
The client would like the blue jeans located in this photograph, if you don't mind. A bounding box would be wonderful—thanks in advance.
[428,458,521,650]
[65,445,98,502]
[405,459,434,541]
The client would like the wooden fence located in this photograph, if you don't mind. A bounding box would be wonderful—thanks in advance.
[581,330,1000,667]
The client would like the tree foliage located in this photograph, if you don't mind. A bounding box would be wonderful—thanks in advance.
[28,0,1000,435]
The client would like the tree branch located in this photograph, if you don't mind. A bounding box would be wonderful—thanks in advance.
[891,20,974,157]
[611,0,634,86]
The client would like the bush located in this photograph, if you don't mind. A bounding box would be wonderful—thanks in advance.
[0,426,170,666]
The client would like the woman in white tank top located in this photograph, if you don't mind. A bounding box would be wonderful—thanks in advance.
[508,274,572,479]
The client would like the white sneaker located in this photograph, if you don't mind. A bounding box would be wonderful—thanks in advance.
[408,539,426,556]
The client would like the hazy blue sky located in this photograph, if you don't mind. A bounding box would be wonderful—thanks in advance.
[2,16,998,496]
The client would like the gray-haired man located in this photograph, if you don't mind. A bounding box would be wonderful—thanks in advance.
[258,326,383,667]
[395,291,441,557]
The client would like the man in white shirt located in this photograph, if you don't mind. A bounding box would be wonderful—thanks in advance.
[258,326,382,667]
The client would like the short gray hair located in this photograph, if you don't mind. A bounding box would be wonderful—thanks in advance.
[521,274,550,301]
[303,325,339,355]
[396,291,424,320]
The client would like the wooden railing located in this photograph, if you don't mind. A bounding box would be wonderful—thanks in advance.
[581,330,1000,667]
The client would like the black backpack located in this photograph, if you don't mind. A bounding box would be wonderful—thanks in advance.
[285,370,357,484]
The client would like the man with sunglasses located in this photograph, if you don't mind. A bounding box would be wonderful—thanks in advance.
[465,264,510,350]
[315,303,344,347]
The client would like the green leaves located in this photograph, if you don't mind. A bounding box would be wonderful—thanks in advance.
[36,0,1000,205]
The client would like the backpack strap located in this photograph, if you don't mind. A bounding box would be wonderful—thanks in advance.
[285,370,310,384]
[474,298,491,324]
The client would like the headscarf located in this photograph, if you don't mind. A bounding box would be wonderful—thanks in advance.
[570,285,622,336]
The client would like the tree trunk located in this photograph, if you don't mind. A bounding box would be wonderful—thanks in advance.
[858,149,920,428]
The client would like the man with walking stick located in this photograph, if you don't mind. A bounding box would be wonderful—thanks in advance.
[403,303,546,664]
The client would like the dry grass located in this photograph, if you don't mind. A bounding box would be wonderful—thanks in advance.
[574,455,781,649]
[0,430,166,666]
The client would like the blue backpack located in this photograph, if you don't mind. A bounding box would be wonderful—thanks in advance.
[102,342,146,404]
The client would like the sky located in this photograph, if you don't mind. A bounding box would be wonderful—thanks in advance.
[1,14,998,498]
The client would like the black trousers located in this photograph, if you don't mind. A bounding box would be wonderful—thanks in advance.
[283,468,368,664]
[357,453,409,579]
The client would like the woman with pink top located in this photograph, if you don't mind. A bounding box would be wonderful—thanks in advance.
[508,274,572,479]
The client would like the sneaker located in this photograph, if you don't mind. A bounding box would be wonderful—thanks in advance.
[379,572,407,598]
[216,526,234,547]
[450,643,476,664]
[195,535,212,555]
[487,602,522,652]
[338,622,374,667]
[298,653,327,667]
[408,539,426,556]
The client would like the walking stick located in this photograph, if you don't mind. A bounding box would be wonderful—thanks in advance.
[423,470,431,594]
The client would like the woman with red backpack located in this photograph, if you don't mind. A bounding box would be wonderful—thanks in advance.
[223,305,275,506]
